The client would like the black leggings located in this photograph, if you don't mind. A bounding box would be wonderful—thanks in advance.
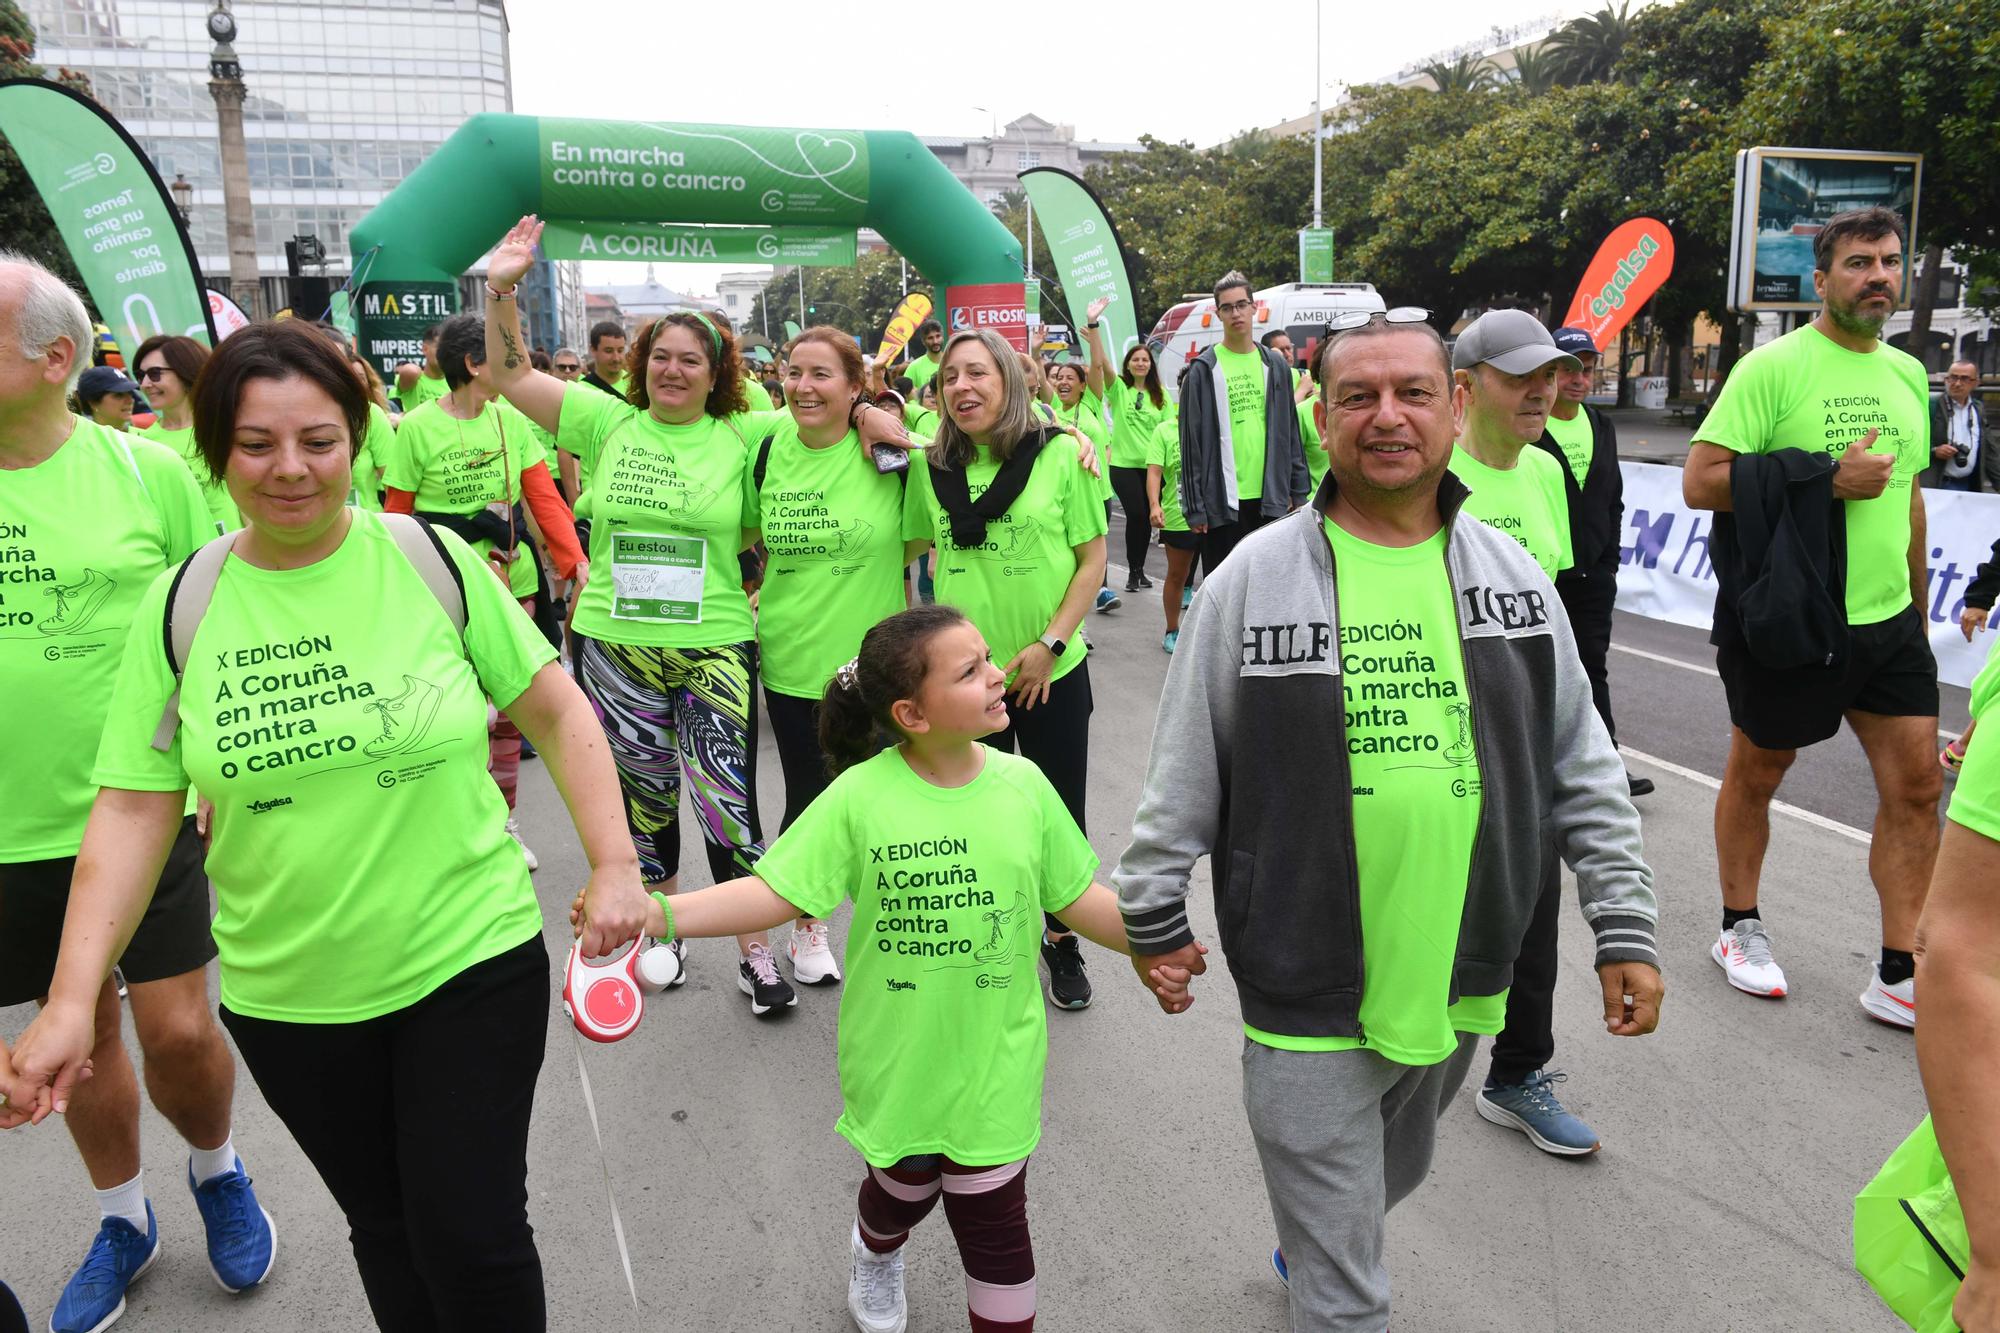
[1108,466,1152,577]
[1199,505,1275,575]
[764,686,833,833]
[221,937,549,1333]
[990,658,1092,932]
[1488,842,1561,1087]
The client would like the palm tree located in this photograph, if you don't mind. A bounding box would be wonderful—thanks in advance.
[1423,53,1499,95]
[1508,44,1561,95]
[1542,2,1636,85]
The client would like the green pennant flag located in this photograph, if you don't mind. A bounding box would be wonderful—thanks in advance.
[1018,167,1142,361]
[0,78,215,346]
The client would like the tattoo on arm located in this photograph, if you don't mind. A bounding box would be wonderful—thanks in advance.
[500,325,523,371]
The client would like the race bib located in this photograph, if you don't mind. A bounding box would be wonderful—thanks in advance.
[609,531,705,623]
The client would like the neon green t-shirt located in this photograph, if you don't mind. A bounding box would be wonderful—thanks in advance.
[752,745,1097,1166]
[1107,384,1168,470]
[1213,344,1268,502]
[903,434,1107,684]
[904,353,943,395]
[749,421,912,698]
[1246,520,1505,1062]
[1697,325,1929,626]
[1947,652,2000,841]
[383,399,550,600]
[1050,392,1113,502]
[1297,399,1329,490]
[905,404,940,438]
[91,511,552,1021]
[1145,415,1188,533]
[742,374,775,412]
[138,420,238,534]
[1544,406,1594,487]
[1446,445,1574,577]
[558,386,772,649]
[401,370,448,413]
[348,403,394,512]
[0,420,211,860]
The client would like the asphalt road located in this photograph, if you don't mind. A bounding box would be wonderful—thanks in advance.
[4,479,1976,1331]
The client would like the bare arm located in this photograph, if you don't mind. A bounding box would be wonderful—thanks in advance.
[1081,298,1111,399]
[1050,883,1132,955]
[1146,463,1164,525]
[10,787,184,1117]
[557,447,580,501]
[1682,441,1736,511]
[503,662,645,955]
[482,216,567,435]
[1053,536,1107,644]
[1916,821,2000,1307]
[1908,482,1928,614]
[648,875,799,939]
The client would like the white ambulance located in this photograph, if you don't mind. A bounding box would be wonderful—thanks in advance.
[1148,281,1388,394]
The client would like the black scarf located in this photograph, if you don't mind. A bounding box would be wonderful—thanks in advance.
[931,428,1050,548]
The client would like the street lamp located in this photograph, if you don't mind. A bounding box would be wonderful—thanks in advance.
[169,172,193,224]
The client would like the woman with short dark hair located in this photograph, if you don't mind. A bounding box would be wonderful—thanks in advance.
[8,319,648,1331]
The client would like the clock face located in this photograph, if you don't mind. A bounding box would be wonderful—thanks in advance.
[207,10,235,42]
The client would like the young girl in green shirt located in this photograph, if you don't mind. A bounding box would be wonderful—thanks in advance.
[571,604,1196,1333]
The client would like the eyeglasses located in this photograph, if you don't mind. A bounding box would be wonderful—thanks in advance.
[138,366,171,382]
[1326,307,1433,333]
[554,363,580,373]
[1216,299,1256,316]
[1945,373,1976,382]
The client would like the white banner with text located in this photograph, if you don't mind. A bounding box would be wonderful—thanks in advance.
[1615,462,2000,689]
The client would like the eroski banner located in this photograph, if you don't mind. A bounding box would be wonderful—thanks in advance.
[1616,462,2000,688]
[945,282,1028,352]
[0,78,215,347]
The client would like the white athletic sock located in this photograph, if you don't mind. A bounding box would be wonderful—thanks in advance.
[189,1133,238,1186]
[95,1171,149,1230]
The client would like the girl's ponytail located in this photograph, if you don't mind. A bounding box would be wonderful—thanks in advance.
[817,604,971,776]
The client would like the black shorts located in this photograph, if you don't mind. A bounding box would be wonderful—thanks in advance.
[1161,528,1203,552]
[1717,604,1939,751]
[0,816,216,1006]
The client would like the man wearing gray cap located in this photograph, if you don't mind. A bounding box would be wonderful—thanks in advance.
[1448,309,1621,1157]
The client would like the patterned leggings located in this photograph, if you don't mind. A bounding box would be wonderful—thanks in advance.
[857,1155,1035,1332]
[574,635,765,885]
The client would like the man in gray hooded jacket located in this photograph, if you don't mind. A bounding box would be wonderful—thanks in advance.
[1115,315,1663,1332]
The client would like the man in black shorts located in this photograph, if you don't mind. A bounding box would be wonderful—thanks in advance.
[1682,207,1941,1027]
[0,254,276,1329]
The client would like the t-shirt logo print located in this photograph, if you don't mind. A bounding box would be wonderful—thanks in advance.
[363,673,444,758]
[650,480,721,521]
[37,568,116,636]
[967,516,1044,562]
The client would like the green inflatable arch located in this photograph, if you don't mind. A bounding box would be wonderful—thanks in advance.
[347,115,1022,368]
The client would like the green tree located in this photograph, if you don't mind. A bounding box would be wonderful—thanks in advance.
[1423,53,1500,94]
[0,0,92,294]
[1543,2,1638,85]
[749,249,923,356]
[1728,0,2000,348]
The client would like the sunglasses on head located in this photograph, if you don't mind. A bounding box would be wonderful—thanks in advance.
[1326,307,1433,333]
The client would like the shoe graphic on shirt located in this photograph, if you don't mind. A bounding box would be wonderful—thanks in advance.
[969,517,1044,562]
[38,568,117,636]
[1442,702,1475,765]
[820,519,874,561]
[654,481,720,521]
[975,893,1029,964]
[363,674,443,758]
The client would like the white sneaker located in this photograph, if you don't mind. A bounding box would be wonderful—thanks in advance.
[1712,919,1786,997]
[848,1221,907,1333]
[1860,964,1916,1030]
[790,922,842,985]
[505,816,539,872]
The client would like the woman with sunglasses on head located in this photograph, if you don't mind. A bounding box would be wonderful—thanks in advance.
[135,335,235,533]
[1081,297,1167,593]
[381,313,585,867]
[479,215,912,1016]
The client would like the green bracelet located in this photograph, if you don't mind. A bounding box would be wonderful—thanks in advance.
[650,890,676,943]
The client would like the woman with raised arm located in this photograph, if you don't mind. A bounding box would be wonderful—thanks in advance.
[1081,297,1166,592]
[480,215,912,1017]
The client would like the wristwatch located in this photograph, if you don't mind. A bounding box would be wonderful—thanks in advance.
[1039,634,1067,657]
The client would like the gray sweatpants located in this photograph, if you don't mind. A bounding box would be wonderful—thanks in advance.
[1242,1033,1480,1332]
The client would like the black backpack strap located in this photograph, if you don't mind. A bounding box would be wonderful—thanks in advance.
[754,432,777,490]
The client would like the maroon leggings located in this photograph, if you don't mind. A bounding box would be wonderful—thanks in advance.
[856,1155,1035,1332]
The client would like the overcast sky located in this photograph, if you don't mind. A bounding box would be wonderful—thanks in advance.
[507,0,1588,298]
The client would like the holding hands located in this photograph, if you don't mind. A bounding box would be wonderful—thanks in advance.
[1131,940,1210,1015]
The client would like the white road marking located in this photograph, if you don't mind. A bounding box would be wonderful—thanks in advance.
[1611,642,1719,677]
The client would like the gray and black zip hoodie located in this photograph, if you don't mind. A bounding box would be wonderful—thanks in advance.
[1113,469,1658,1042]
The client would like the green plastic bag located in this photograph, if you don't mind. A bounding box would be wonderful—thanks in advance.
[1855,1115,1969,1332]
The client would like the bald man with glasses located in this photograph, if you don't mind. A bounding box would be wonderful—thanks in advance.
[1925,362,1991,491]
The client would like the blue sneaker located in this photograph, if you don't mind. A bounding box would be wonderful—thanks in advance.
[1163,629,1178,654]
[1094,587,1121,613]
[1475,1069,1600,1156]
[51,1203,160,1333]
[1270,1246,1289,1288]
[189,1156,277,1292]
[1181,584,1193,610]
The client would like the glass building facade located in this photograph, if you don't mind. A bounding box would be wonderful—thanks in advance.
[24,0,583,352]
